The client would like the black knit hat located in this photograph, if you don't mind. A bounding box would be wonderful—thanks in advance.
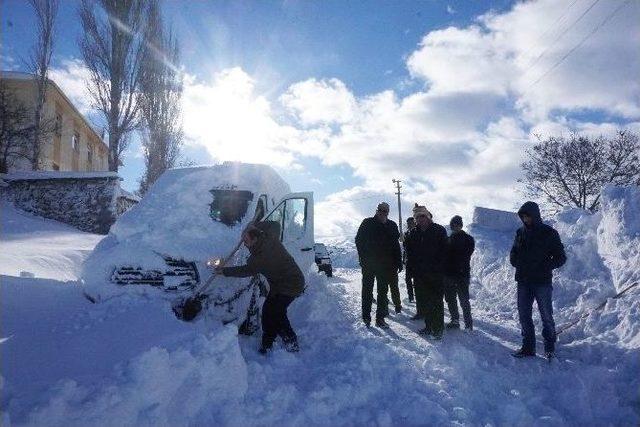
[450,215,463,227]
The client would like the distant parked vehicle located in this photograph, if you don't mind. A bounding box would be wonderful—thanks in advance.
[314,243,333,277]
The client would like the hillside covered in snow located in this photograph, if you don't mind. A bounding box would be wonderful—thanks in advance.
[1,185,639,426]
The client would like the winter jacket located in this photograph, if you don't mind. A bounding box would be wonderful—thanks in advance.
[355,217,402,272]
[402,229,412,265]
[509,201,567,286]
[222,232,305,297]
[445,230,475,278]
[405,222,448,277]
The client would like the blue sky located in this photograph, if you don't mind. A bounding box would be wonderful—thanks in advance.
[2,0,639,238]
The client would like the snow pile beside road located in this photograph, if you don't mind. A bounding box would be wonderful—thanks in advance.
[325,239,359,269]
[0,201,103,280]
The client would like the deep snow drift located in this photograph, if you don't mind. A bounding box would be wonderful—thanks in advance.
[1,185,639,426]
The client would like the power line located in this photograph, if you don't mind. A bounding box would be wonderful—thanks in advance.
[521,0,581,60]
[524,0,602,74]
[527,0,630,90]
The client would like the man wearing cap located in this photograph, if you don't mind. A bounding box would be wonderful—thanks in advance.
[402,217,417,304]
[405,205,448,339]
[444,215,475,330]
[355,202,403,328]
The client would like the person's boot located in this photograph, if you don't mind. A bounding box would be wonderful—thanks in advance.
[375,318,389,329]
[260,336,275,355]
[464,323,473,331]
[411,313,423,320]
[418,326,431,336]
[395,305,402,314]
[283,337,300,353]
[363,316,371,328]
[511,347,536,358]
[446,320,460,329]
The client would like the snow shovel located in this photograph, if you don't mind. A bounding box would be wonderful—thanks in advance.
[173,238,245,321]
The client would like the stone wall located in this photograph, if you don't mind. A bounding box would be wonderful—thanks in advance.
[1,172,121,234]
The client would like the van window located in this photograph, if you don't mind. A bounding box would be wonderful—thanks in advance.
[283,198,306,242]
[209,189,253,226]
[263,197,307,242]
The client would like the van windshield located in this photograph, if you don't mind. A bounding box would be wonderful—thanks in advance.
[209,189,254,226]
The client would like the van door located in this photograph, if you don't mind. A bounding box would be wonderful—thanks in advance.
[261,192,314,273]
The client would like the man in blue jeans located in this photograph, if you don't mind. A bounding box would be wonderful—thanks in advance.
[509,201,566,359]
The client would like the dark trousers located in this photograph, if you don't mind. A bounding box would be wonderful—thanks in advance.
[388,272,401,308]
[405,271,415,301]
[261,292,297,349]
[444,275,472,328]
[517,284,556,352]
[362,267,392,321]
[415,273,444,335]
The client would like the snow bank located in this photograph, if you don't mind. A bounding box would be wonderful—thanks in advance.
[0,201,103,280]
[325,239,359,269]
[26,326,247,427]
[597,185,640,292]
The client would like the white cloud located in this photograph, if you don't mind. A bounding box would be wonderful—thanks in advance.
[181,68,329,167]
[48,59,94,115]
[407,0,640,120]
[280,78,357,126]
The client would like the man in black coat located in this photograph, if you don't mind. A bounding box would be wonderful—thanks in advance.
[444,215,475,330]
[402,217,417,304]
[355,202,402,328]
[510,201,566,359]
[405,205,448,339]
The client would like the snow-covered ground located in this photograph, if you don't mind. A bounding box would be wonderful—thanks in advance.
[0,203,103,281]
[1,186,639,426]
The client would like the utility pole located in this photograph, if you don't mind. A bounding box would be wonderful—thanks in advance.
[392,179,402,237]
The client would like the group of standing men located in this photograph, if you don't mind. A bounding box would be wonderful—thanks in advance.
[355,202,474,340]
[355,200,567,358]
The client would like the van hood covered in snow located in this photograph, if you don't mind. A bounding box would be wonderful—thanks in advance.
[81,163,291,301]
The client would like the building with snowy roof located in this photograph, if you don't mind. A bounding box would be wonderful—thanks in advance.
[1,71,109,173]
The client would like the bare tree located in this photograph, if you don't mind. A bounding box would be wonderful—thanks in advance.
[137,0,183,195]
[520,131,640,212]
[79,0,145,172]
[27,0,59,170]
[0,82,35,173]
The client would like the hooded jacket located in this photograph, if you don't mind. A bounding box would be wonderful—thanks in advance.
[355,217,402,272]
[222,231,305,297]
[509,201,566,286]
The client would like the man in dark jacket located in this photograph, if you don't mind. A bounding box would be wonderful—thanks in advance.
[510,201,566,359]
[444,215,475,330]
[403,217,417,303]
[405,205,448,339]
[355,202,402,328]
[219,225,305,354]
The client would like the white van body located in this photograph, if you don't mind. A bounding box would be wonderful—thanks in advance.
[81,162,314,331]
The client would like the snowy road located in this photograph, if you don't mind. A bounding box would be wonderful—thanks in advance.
[2,268,638,425]
[232,268,639,426]
[1,200,638,425]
